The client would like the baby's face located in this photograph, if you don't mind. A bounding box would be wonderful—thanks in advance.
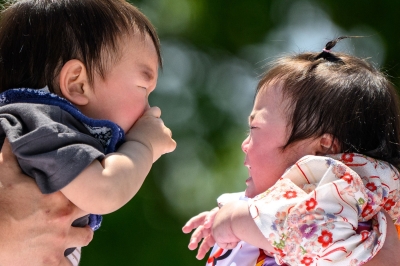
[242,83,317,198]
[84,33,159,132]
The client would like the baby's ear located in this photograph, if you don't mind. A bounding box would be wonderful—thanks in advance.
[317,134,340,155]
[59,59,92,106]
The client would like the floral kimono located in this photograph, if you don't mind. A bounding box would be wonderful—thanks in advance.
[249,153,400,265]
[207,153,399,266]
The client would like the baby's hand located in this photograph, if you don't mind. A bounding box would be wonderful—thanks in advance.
[125,107,176,162]
[182,207,219,260]
[212,203,241,250]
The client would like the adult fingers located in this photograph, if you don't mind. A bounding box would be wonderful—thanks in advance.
[44,191,89,223]
[69,205,90,222]
[65,226,93,248]
[363,212,400,265]
[1,138,14,159]
[384,211,399,243]
[0,138,24,173]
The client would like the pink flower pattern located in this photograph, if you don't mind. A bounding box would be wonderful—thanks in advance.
[248,153,400,266]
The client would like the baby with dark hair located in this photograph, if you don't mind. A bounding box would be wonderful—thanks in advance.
[0,0,176,264]
[184,37,400,266]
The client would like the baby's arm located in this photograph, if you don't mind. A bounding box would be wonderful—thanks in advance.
[212,200,273,252]
[61,107,176,214]
[182,207,219,259]
[182,202,273,260]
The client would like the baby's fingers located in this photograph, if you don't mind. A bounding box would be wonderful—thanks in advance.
[196,234,216,260]
[143,106,161,118]
[182,212,208,234]
[188,225,211,250]
[216,241,239,250]
[203,207,219,228]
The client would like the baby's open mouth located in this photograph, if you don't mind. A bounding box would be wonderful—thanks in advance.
[245,176,252,184]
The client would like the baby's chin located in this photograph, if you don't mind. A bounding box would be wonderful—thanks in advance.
[244,187,257,198]
[245,177,257,198]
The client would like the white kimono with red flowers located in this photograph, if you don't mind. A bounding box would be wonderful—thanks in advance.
[249,153,400,266]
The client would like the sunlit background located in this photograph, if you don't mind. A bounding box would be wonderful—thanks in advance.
[83,0,397,264]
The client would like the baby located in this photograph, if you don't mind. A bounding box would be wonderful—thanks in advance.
[0,0,176,264]
[184,37,400,265]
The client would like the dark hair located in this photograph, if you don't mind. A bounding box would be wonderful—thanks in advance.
[0,0,161,93]
[257,39,400,167]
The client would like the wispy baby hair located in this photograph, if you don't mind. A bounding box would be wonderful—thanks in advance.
[257,37,400,166]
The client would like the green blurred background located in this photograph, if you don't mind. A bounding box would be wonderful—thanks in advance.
[82,0,400,265]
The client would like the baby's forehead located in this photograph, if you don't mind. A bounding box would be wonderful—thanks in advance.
[253,80,292,119]
[257,80,286,103]
[101,31,157,63]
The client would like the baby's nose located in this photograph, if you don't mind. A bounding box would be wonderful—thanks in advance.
[241,136,250,153]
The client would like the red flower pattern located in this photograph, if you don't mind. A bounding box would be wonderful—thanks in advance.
[341,172,353,184]
[341,153,354,163]
[361,205,374,218]
[361,231,369,241]
[305,198,317,211]
[365,182,377,192]
[274,247,285,257]
[300,256,314,266]
[283,190,297,199]
[383,199,396,211]
[318,230,333,247]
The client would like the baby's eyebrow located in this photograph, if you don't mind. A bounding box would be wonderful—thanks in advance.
[139,64,156,80]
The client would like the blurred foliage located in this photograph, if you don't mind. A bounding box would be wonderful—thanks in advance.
[80,0,400,265]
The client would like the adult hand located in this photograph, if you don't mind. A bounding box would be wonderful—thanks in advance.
[0,139,93,266]
[364,211,400,265]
